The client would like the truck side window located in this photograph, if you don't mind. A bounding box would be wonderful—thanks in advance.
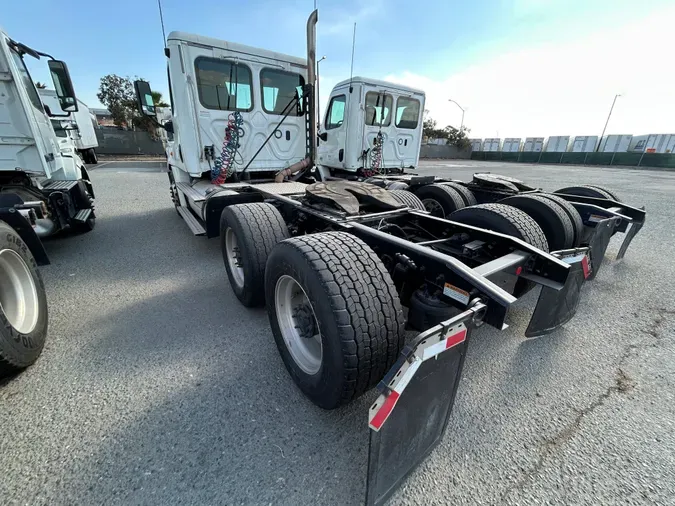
[365,92,392,127]
[195,57,253,111]
[260,68,304,116]
[395,97,421,130]
[325,95,346,130]
[9,48,44,113]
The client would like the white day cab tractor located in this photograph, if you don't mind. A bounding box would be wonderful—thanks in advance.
[0,28,97,374]
[39,88,100,164]
[134,10,645,505]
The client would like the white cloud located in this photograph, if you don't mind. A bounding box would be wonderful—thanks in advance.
[320,0,383,36]
[384,6,675,139]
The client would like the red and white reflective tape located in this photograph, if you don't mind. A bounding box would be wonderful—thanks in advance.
[581,254,590,279]
[368,326,467,431]
[421,329,467,361]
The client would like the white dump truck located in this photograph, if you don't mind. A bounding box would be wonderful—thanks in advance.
[38,88,99,164]
[134,10,644,505]
[0,28,97,373]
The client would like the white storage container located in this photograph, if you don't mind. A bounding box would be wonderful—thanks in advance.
[544,136,570,152]
[570,136,598,152]
[599,135,632,153]
[523,137,544,152]
[483,138,501,152]
[469,139,482,151]
[630,134,675,153]
[502,138,521,152]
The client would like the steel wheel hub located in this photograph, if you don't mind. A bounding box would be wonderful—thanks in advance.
[225,228,245,288]
[275,275,322,375]
[422,198,445,218]
[0,249,39,334]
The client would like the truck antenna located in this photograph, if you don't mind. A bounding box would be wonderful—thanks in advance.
[157,0,167,46]
[349,23,356,93]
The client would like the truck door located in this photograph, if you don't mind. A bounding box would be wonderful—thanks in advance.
[2,41,57,176]
[317,92,347,169]
[393,95,422,167]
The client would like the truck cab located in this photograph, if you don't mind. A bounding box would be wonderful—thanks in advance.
[318,77,425,174]
[0,28,96,238]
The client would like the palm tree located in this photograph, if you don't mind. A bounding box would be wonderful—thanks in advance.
[151,91,169,107]
[35,81,47,89]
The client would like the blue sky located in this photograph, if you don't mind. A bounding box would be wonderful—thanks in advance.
[4,0,674,137]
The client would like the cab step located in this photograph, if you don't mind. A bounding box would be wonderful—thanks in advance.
[73,208,93,223]
[177,206,206,235]
[176,182,205,203]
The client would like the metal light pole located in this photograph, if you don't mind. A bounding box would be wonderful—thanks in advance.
[316,55,326,125]
[448,99,465,130]
[598,94,621,152]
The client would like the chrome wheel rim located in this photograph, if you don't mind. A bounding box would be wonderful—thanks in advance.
[275,275,322,375]
[422,198,445,218]
[225,228,245,288]
[0,249,39,334]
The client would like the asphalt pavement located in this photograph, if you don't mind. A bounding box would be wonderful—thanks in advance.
[0,160,673,505]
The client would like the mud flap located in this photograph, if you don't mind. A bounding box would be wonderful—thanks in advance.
[525,258,586,338]
[587,217,616,279]
[365,305,484,506]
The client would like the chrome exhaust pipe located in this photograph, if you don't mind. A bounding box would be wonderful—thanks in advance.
[306,9,318,164]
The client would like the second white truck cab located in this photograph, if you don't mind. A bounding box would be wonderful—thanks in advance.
[38,89,99,164]
[318,77,425,175]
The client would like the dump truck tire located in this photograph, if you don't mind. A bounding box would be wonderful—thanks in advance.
[265,232,405,409]
[585,185,620,201]
[538,193,584,247]
[0,221,48,375]
[389,190,426,211]
[221,203,289,307]
[414,184,465,218]
[500,194,574,251]
[438,182,478,206]
[450,203,548,297]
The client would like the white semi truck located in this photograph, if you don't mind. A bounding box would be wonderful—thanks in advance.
[134,10,644,504]
[0,29,97,373]
[38,88,100,164]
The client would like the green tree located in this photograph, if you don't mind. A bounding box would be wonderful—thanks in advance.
[97,74,136,127]
[445,125,471,149]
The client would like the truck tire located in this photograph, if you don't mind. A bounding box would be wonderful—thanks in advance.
[538,193,584,247]
[221,203,289,307]
[87,149,98,165]
[389,190,426,211]
[499,194,574,251]
[585,185,620,201]
[0,221,48,375]
[438,182,477,206]
[413,183,465,218]
[450,204,548,297]
[555,185,616,201]
[265,232,405,409]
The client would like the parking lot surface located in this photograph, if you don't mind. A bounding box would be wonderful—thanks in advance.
[1,160,673,505]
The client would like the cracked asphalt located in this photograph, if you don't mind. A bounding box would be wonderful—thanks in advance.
[1,160,673,505]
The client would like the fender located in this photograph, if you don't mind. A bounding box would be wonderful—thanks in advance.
[0,194,50,266]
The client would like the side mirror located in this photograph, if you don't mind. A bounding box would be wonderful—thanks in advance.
[318,131,328,142]
[134,80,156,117]
[48,60,78,113]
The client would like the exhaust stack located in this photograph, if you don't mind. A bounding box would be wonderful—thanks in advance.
[306,9,318,164]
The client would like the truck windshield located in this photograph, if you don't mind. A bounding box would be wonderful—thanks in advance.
[9,48,44,113]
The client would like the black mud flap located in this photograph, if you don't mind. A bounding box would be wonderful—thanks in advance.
[617,217,644,260]
[525,257,587,338]
[365,305,484,506]
[587,217,616,279]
